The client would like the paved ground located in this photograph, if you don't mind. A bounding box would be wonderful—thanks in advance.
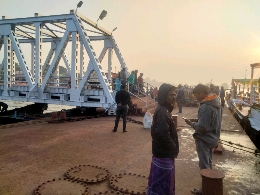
[0,106,259,195]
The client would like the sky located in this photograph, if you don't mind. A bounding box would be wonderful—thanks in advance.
[1,0,260,87]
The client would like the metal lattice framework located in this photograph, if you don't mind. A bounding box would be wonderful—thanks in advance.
[0,10,128,112]
[250,63,260,104]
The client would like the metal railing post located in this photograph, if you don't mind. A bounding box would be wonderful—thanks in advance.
[153,90,156,107]
[146,82,148,110]
[137,83,139,96]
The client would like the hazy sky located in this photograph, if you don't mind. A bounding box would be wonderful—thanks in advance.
[1,0,260,87]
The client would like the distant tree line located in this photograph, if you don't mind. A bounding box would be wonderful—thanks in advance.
[144,77,230,89]
[0,62,69,77]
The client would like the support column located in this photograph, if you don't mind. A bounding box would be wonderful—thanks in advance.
[31,42,35,78]
[79,43,84,78]
[34,22,43,86]
[108,48,113,83]
[53,43,60,86]
[11,47,15,85]
[70,32,79,89]
[3,34,12,96]
[250,66,254,104]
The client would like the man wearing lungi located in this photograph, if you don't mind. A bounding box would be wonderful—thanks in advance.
[147,83,179,195]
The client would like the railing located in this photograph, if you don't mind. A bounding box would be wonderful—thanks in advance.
[111,79,157,112]
[144,82,157,108]
[251,86,260,104]
[231,86,260,105]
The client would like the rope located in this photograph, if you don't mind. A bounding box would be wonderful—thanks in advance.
[220,141,260,157]
[219,139,260,157]
[220,139,256,151]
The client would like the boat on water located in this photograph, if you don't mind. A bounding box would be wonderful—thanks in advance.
[244,102,260,150]
[228,98,251,127]
[229,63,260,150]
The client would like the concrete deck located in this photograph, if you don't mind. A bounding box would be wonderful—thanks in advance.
[0,106,259,195]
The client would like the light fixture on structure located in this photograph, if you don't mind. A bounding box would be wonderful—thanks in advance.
[96,10,107,25]
[76,1,83,14]
[111,27,117,35]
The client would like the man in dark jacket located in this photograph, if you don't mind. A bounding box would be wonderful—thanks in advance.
[220,86,225,107]
[176,84,185,114]
[147,83,179,195]
[185,84,222,195]
[112,85,131,132]
[137,73,144,93]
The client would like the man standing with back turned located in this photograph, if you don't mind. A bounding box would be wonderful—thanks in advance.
[176,84,185,114]
[184,84,222,195]
[112,85,131,132]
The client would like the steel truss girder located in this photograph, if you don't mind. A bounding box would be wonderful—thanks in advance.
[72,14,114,104]
[41,29,70,89]
[9,31,34,87]
[17,36,110,43]
[0,11,128,110]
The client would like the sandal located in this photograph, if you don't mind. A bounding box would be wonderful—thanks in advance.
[191,188,202,195]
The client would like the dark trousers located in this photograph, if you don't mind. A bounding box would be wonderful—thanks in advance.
[114,105,128,131]
[138,83,144,92]
[195,139,213,169]
[129,83,134,93]
[221,98,225,108]
[177,99,183,113]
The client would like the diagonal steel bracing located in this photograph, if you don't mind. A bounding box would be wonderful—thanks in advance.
[0,11,128,112]
[9,31,34,87]
[41,29,70,89]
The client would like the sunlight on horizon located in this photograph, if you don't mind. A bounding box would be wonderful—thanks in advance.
[1,0,260,87]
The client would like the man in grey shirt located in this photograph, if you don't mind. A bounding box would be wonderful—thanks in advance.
[184,84,222,195]
[118,67,127,84]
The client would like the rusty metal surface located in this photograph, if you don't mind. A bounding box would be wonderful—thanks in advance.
[110,173,147,195]
[201,176,223,195]
[34,177,90,195]
[200,169,225,179]
[0,106,260,194]
[65,165,110,183]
